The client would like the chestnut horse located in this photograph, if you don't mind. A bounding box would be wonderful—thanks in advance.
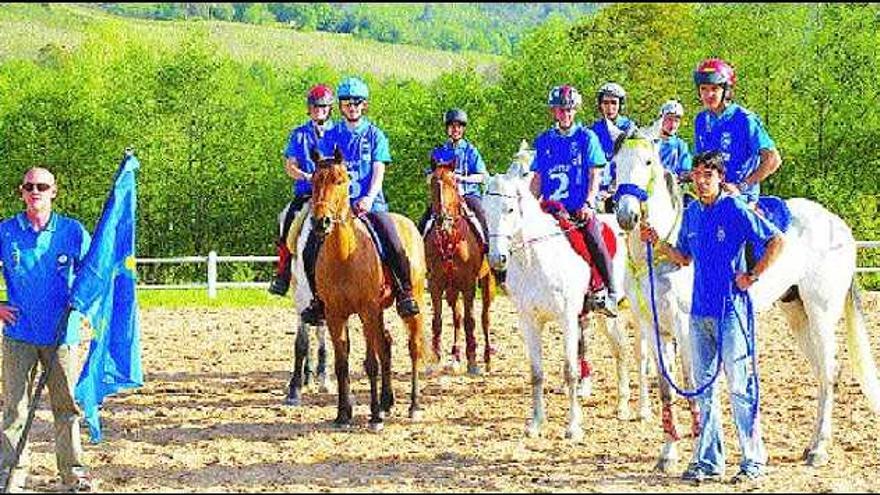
[425,164,495,375]
[310,149,427,430]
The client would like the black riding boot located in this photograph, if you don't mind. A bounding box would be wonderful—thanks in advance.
[367,212,420,317]
[301,229,325,325]
[582,221,618,318]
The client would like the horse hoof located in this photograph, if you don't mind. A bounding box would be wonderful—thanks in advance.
[617,407,632,421]
[524,422,541,439]
[577,378,593,398]
[368,421,384,433]
[467,365,483,376]
[283,395,302,407]
[409,408,423,421]
[654,458,675,473]
[805,451,830,467]
[639,407,653,421]
[565,427,584,443]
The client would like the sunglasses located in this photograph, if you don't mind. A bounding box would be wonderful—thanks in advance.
[21,182,52,192]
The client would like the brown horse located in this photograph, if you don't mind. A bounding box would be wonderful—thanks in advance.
[310,149,427,430]
[424,164,494,374]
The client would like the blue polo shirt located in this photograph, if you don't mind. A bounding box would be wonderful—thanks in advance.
[590,116,637,191]
[429,139,488,198]
[0,212,91,345]
[284,119,334,197]
[317,117,391,212]
[676,194,781,319]
[530,122,607,212]
[659,135,693,178]
[694,103,775,203]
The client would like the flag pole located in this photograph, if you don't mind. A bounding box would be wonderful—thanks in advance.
[2,306,72,494]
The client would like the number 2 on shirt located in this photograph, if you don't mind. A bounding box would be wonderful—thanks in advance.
[549,171,569,202]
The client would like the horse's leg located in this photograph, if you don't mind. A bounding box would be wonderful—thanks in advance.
[575,313,593,398]
[781,297,835,466]
[521,313,545,438]
[285,321,309,406]
[450,293,463,371]
[404,311,424,421]
[655,337,682,472]
[463,285,480,376]
[316,323,331,393]
[328,314,353,427]
[600,313,632,420]
[565,312,585,442]
[361,311,384,432]
[673,303,701,438]
[634,312,653,421]
[379,318,395,414]
[480,272,494,371]
[429,285,444,375]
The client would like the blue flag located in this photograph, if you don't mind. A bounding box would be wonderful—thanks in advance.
[71,152,143,443]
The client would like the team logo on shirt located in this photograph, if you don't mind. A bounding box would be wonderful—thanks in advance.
[57,253,69,266]
[11,243,21,268]
[721,132,733,150]
[716,226,726,243]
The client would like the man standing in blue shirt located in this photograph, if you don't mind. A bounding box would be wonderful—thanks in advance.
[641,151,784,485]
[657,99,693,181]
[299,76,420,325]
[590,82,639,203]
[530,84,620,317]
[692,58,781,206]
[269,84,336,296]
[417,108,489,248]
[0,168,95,492]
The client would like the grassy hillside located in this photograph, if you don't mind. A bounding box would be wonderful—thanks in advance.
[0,3,501,83]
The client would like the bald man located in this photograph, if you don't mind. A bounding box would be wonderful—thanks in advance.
[0,168,96,492]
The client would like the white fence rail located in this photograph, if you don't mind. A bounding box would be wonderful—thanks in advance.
[132,242,880,299]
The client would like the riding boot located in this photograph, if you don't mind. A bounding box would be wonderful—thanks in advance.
[300,230,325,325]
[368,212,420,317]
[583,219,618,318]
[268,239,292,296]
[464,195,489,254]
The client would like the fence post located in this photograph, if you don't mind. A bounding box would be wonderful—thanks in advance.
[207,251,218,299]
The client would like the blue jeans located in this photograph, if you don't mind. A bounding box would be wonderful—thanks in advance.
[689,307,767,475]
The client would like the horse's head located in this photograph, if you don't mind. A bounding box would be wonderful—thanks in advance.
[482,169,527,275]
[506,139,535,178]
[612,129,666,232]
[310,147,350,239]
[429,159,462,232]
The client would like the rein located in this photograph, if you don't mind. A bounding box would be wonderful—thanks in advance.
[485,191,590,254]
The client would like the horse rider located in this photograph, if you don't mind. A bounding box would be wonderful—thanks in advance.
[0,167,96,492]
[692,58,781,207]
[417,108,490,251]
[529,84,621,318]
[299,76,420,325]
[590,81,639,209]
[268,83,336,296]
[657,99,693,182]
[640,150,785,485]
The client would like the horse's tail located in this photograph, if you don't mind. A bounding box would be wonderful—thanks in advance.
[844,281,880,414]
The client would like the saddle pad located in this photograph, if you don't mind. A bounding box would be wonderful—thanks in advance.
[757,196,792,233]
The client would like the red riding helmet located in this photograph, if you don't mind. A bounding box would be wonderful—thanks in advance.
[307,84,335,106]
[693,58,736,99]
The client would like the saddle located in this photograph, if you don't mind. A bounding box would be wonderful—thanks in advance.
[540,200,617,294]
[751,195,792,263]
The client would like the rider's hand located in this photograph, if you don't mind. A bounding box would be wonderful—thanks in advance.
[574,205,594,222]
[639,224,659,245]
[721,182,741,195]
[735,271,758,291]
[0,304,19,326]
[354,196,374,215]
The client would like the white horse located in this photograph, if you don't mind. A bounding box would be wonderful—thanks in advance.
[278,203,331,405]
[614,122,880,467]
[483,147,632,441]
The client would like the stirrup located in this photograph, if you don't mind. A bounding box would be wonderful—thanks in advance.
[396,296,420,317]
[268,276,290,296]
[300,300,325,325]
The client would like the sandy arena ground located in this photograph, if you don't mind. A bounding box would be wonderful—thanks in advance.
[8,292,880,492]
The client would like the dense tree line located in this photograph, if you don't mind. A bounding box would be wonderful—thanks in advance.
[1,4,877,285]
[96,2,599,55]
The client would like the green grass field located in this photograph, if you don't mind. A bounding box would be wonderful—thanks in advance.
[0,3,501,83]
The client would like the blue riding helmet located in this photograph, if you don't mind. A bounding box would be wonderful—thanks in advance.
[337,77,369,101]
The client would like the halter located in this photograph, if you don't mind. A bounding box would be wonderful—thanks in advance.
[311,198,351,233]
[484,190,582,254]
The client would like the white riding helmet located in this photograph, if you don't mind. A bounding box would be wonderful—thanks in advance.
[659,99,685,118]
